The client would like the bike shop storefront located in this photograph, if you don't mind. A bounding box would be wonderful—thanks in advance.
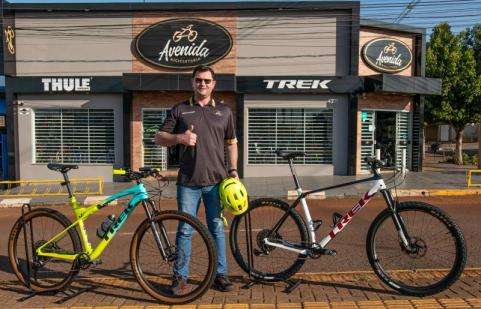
[360,108,411,171]
[359,75,441,173]
[237,76,363,177]
[6,76,126,181]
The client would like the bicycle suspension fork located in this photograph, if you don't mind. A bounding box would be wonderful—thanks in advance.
[381,189,413,251]
[140,200,172,261]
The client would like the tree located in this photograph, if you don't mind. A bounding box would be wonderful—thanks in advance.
[461,25,481,168]
[425,23,481,164]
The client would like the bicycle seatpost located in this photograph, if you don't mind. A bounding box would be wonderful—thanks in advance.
[287,158,302,190]
[62,172,74,198]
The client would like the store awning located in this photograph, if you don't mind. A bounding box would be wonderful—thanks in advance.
[364,74,441,95]
[123,73,235,91]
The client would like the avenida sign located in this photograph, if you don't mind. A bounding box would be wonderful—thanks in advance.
[135,18,233,69]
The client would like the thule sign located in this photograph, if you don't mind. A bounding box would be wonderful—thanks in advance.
[42,78,91,92]
[264,79,331,90]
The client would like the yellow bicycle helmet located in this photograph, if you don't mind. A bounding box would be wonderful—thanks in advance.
[219,177,248,216]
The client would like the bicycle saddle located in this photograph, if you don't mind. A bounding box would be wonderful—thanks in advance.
[276,150,306,160]
[47,163,79,173]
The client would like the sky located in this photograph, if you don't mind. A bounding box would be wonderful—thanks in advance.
[5,0,481,37]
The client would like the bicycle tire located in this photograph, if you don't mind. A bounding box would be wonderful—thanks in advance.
[130,210,217,304]
[230,198,309,281]
[366,201,467,296]
[8,208,82,292]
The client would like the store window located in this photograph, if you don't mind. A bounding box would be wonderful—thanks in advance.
[248,108,333,164]
[34,109,115,164]
[142,108,178,170]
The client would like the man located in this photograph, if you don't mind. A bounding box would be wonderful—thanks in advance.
[155,65,238,293]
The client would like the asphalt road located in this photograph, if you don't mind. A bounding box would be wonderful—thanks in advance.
[0,196,479,282]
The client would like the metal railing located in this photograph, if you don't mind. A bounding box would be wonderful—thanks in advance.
[467,170,481,188]
[0,178,103,197]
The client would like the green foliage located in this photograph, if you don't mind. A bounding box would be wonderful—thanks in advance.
[425,23,481,130]
[472,154,479,166]
[462,152,470,165]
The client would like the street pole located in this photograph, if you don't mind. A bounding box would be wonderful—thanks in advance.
[478,124,481,169]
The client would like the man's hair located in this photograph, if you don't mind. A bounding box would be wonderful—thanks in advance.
[192,65,216,80]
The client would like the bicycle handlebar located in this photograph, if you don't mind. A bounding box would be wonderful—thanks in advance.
[113,167,166,182]
[364,157,386,169]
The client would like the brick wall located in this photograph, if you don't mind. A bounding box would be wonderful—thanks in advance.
[131,91,237,173]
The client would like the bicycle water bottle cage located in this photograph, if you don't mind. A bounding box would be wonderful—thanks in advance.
[276,150,306,160]
[332,212,343,227]
[313,219,323,231]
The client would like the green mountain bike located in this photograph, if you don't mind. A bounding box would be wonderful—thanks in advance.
[8,163,217,304]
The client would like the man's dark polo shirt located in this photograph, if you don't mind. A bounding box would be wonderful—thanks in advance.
[159,97,237,186]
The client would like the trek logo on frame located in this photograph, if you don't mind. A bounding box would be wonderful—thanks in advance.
[41,78,91,92]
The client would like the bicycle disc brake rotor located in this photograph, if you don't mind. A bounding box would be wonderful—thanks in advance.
[407,237,427,258]
[256,229,282,253]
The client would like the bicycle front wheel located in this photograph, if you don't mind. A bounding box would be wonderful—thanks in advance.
[130,210,217,304]
[367,201,467,296]
[8,208,82,292]
[230,198,309,281]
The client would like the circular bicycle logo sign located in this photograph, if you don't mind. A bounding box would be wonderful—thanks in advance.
[135,18,233,69]
[362,38,413,73]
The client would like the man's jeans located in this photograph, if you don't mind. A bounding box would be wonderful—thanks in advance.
[174,184,227,278]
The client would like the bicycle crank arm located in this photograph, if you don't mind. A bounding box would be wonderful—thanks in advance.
[263,238,309,255]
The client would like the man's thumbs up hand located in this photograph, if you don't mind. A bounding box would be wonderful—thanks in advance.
[178,124,197,146]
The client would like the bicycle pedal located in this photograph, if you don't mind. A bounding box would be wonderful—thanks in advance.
[331,212,343,227]
[321,249,337,256]
[313,219,323,231]
[254,249,268,256]
[91,258,103,266]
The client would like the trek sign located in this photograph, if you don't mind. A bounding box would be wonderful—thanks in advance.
[264,79,331,90]
[362,38,413,73]
[236,76,364,93]
[135,18,233,69]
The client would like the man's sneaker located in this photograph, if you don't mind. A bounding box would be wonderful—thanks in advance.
[170,275,188,295]
[213,274,234,292]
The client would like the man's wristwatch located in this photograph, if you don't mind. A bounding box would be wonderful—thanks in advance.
[228,168,238,174]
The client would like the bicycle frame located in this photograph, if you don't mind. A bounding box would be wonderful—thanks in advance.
[263,159,411,256]
[36,184,149,261]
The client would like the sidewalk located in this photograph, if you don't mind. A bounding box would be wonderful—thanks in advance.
[2,269,481,308]
[1,166,480,208]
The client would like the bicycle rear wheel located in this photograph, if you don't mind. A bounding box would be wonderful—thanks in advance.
[366,201,466,296]
[8,208,82,292]
[130,210,217,304]
[230,198,309,281]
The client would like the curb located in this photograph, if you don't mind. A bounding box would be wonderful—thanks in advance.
[397,189,481,197]
[1,189,481,208]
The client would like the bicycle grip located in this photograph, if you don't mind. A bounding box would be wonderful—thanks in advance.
[112,169,126,175]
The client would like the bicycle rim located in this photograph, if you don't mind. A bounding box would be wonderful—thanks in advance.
[131,211,217,304]
[8,209,81,292]
[367,202,466,296]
